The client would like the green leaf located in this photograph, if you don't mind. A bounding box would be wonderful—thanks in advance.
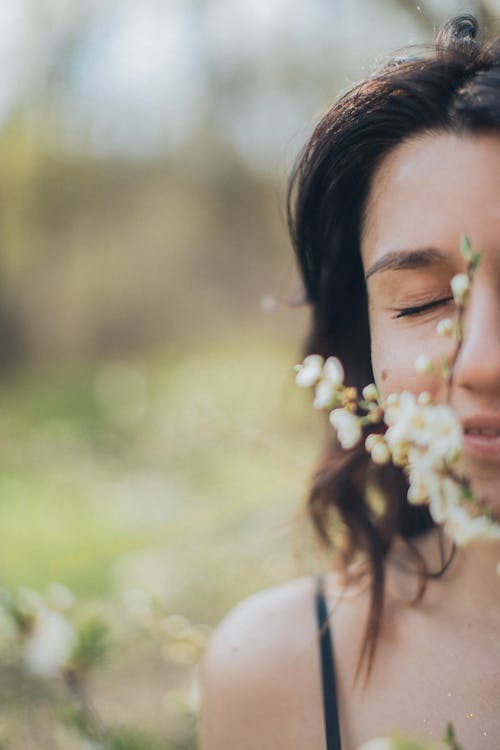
[460,234,473,261]
[470,252,481,273]
[70,618,110,672]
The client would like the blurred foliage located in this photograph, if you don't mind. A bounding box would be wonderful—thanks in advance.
[0,332,321,748]
[2,1,500,748]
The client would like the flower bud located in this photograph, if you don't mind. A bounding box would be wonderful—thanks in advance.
[367,407,383,424]
[343,386,358,402]
[436,318,454,337]
[313,379,335,410]
[323,356,344,387]
[450,273,470,306]
[408,481,429,505]
[414,354,433,374]
[362,383,378,402]
[330,409,362,449]
[417,391,431,405]
[344,401,358,414]
[294,355,324,387]
[370,441,391,465]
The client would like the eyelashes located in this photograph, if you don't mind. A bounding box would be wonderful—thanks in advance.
[393,296,454,319]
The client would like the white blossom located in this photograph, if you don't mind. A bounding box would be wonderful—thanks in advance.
[294,355,324,388]
[323,356,344,387]
[451,273,470,305]
[329,409,362,449]
[427,476,462,523]
[313,379,336,410]
[407,465,435,505]
[414,354,433,374]
[443,504,500,546]
[384,394,462,470]
[437,318,454,337]
[24,608,76,677]
[296,343,500,555]
[417,391,431,406]
[17,587,44,617]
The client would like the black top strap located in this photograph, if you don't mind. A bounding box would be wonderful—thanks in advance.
[315,575,342,750]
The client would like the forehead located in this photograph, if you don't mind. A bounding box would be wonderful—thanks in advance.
[361,131,500,272]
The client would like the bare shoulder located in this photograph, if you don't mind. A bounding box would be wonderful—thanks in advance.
[204,576,316,669]
[199,576,321,750]
[199,574,369,750]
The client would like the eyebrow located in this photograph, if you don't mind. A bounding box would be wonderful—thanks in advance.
[364,247,448,280]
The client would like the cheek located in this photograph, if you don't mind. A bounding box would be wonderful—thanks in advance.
[370,318,448,401]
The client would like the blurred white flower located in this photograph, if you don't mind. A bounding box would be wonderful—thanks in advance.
[329,409,362,449]
[417,391,431,406]
[443,504,500,546]
[407,461,444,507]
[437,318,454,336]
[24,608,76,678]
[419,405,462,465]
[294,355,324,387]
[17,587,44,617]
[451,272,470,305]
[414,354,433,374]
[385,394,461,470]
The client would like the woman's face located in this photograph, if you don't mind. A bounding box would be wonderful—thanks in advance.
[361,131,500,510]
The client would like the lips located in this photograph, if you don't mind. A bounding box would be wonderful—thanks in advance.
[466,428,500,437]
[462,416,500,461]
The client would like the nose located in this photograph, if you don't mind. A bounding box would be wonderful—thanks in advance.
[453,281,500,398]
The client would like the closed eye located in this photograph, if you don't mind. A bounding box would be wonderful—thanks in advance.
[393,296,454,319]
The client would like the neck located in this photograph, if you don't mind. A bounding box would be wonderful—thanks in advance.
[388,526,500,620]
[443,536,500,619]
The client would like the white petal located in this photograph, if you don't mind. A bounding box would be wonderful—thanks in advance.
[313,379,335,409]
[323,356,344,387]
[330,409,362,449]
[294,354,324,387]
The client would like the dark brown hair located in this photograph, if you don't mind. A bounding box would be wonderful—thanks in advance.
[287,14,500,677]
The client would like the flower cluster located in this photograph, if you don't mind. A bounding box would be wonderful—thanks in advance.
[294,236,500,553]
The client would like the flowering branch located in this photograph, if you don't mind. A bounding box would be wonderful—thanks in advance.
[294,235,500,555]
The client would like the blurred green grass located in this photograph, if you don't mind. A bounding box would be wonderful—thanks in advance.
[0,326,321,620]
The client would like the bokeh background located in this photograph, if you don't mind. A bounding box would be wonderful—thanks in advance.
[1,1,499,747]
